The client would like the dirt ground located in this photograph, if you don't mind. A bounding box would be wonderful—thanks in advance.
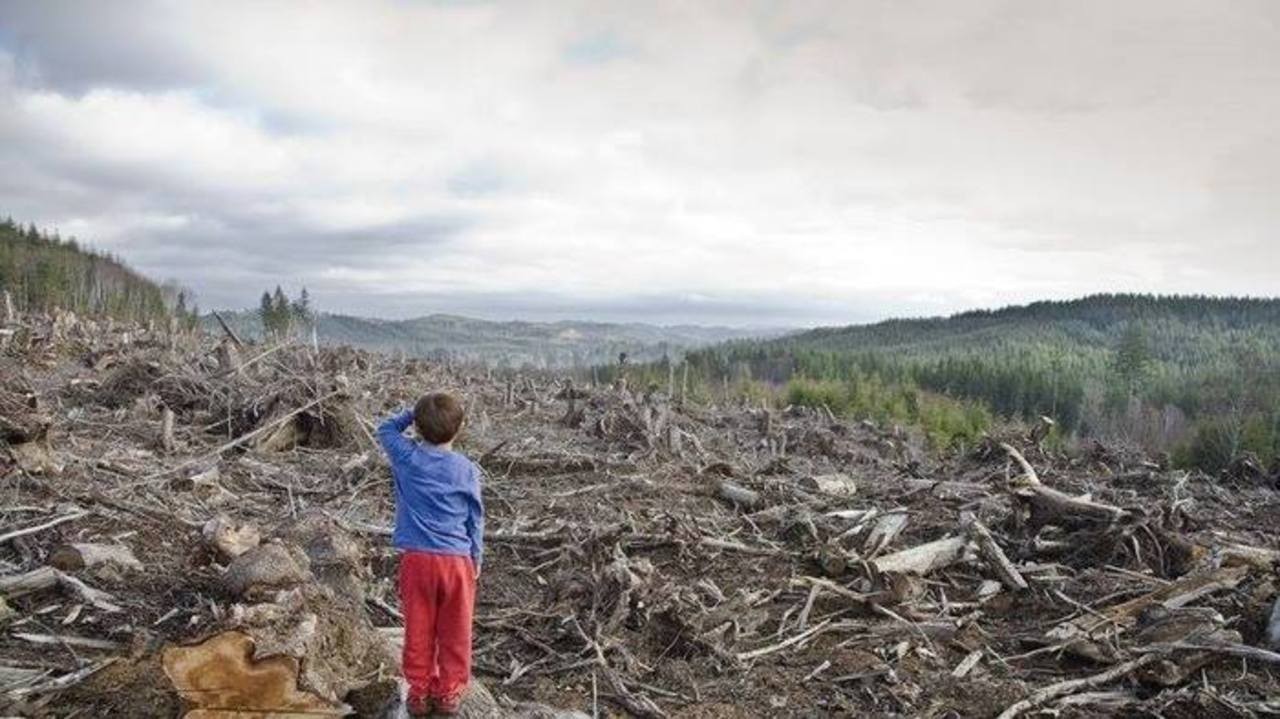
[2,312,1279,717]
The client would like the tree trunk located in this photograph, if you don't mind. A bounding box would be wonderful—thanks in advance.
[872,536,973,576]
[717,481,761,510]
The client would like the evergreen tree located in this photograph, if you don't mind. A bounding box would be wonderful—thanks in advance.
[259,291,276,337]
[1112,323,1152,396]
[291,286,313,330]
[0,218,174,322]
[272,285,291,337]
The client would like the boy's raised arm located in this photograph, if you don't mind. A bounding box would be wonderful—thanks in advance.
[376,408,417,464]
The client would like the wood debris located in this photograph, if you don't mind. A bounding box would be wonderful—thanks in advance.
[1,310,1278,717]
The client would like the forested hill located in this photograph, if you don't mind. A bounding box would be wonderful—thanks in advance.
[775,295,1280,356]
[0,218,186,323]
[681,294,1280,472]
[208,309,778,369]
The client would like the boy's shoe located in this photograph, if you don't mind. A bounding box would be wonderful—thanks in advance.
[406,694,433,717]
[432,692,463,716]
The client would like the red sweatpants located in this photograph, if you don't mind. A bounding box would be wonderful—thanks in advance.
[398,551,476,701]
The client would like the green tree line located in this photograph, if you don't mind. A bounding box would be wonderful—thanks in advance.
[619,295,1280,474]
[259,285,314,340]
[0,217,196,324]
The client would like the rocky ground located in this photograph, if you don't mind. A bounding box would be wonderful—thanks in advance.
[2,311,1279,718]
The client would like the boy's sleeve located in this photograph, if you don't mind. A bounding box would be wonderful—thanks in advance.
[376,408,416,467]
[466,464,485,571]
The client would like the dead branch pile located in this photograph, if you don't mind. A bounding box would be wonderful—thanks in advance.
[1,310,1278,718]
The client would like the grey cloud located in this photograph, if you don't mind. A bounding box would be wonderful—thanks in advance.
[1,1,1278,326]
[0,1,208,93]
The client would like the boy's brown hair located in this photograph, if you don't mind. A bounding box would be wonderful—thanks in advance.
[414,392,465,445]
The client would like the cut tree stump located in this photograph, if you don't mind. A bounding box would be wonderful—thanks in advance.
[803,473,857,498]
[163,631,348,717]
[202,515,262,561]
[222,543,311,598]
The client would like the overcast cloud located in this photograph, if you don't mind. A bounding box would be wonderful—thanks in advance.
[1,1,1277,326]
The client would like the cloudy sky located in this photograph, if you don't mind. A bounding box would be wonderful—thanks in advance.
[1,1,1278,326]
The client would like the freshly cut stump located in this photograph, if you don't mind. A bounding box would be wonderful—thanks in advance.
[162,631,347,717]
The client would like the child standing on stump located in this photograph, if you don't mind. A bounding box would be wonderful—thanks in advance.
[377,392,484,717]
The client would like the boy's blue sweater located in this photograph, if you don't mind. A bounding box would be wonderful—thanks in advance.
[377,409,484,568]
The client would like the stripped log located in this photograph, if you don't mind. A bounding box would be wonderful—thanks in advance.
[49,543,143,572]
[1046,564,1250,662]
[962,515,1027,591]
[995,654,1160,719]
[872,536,973,576]
[0,566,122,612]
[160,407,176,453]
[717,480,761,510]
[1001,443,1126,526]
[861,512,908,554]
[1269,596,1280,650]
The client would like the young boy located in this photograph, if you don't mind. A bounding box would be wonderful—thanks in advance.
[377,392,484,717]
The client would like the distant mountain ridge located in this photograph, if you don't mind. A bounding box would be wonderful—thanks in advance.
[206,310,782,368]
[686,293,1280,441]
[767,293,1280,359]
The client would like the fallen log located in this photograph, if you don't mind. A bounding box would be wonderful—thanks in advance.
[963,516,1027,591]
[160,406,176,453]
[1001,443,1126,526]
[1126,606,1239,686]
[49,543,143,573]
[0,509,88,544]
[13,632,122,651]
[995,654,1160,719]
[210,310,244,349]
[716,480,761,510]
[1018,483,1127,526]
[871,535,973,576]
[0,566,122,612]
[859,512,909,555]
[138,390,343,484]
[1215,541,1280,570]
[1270,596,1280,650]
[1046,565,1250,662]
